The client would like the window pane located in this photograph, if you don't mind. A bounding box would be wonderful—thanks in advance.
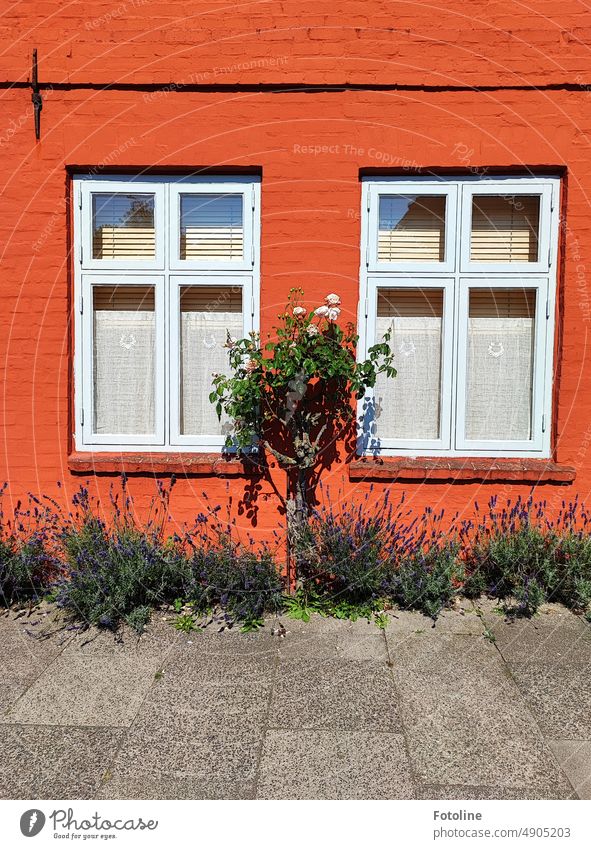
[93,286,155,434]
[466,288,536,441]
[180,194,244,261]
[92,194,155,259]
[179,286,243,436]
[374,288,444,440]
[378,195,446,262]
[470,195,540,262]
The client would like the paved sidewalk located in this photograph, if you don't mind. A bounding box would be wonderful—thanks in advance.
[1,600,590,799]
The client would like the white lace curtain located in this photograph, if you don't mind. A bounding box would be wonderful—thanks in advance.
[374,289,443,440]
[180,309,242,436]
[372,288,535,444]
[92,285,243,439]
[466,316,534,440]
[374,313,443,441]
[93,309,155,435]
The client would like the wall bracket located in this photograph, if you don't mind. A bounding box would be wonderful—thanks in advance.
[31,49,42,140]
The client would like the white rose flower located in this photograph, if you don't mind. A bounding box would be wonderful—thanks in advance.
[292,306,306,317]
[314,305,329,317]
[307,324,320,336]
[327,306,341,321]
[325,293,341,306]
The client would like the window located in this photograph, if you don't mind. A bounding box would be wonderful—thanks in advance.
[74,176,260,452]
[359,177,559,457]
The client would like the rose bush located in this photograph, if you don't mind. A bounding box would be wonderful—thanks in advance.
[210,288,396,579]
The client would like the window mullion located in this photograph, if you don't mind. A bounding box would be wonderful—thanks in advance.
[450,180,464,451]
[163,182,170,450]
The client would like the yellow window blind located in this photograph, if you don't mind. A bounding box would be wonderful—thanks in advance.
[92,194,156,259]
[180,194,244,261]
[378,195,446,262]
[470,195,540,263]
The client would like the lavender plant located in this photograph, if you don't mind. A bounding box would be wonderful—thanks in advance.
[4,478,591,631]
[296,490,464,619]
[463,495,591,615]
[393,543,463,619]
[56,484,189,632]
[296,486,395,607]
[0,485,60,606]
[55,481,283,633]
[186,542,283,628]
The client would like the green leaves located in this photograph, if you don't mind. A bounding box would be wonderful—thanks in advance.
[210,290,397,464]
[173,613,198,633]
[283,586,324,622]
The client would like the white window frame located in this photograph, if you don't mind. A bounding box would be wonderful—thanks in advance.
[363,276,455,453]
[460,181,554,274]
[73,174,261,453]
[169,181,255,272]
[359,175,560,458]
[366,181,458,273]
[168,275,255,447]
[455,277,549,454]
[81,275,166,447]
[80,179,166,271]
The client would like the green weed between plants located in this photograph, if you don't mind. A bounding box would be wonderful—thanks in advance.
[2,482,591,633]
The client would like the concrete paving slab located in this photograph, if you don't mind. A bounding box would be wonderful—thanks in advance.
[393,655,571,795]
[98,773,255,800]
[161,643,277,684]
[0,602,586,800]
[139,679,272,737]
[548,741,591,799]
[110,725,263,783]
[0,615,71,716]
[385,601,483,636]
[0,725,124,799]
[483,609,591,667]
[269,659,401,731]
[393,666,541,746]
[387,631,501,675]
[277,615,341,659]
[4,653,160,727]
[416,784,575,800]
[511,665,591,739]
[384,609,433,633]
[61,615,179,661]
[478,599,581,622]
[0,615,69,677]
[277,633,339,660]
[257,730,415,799]
[424,609,486,636]
[336,630,389,662]
[196,624,280,658]
[0,680,32,715]
[406,730,571,794]
[105,680,271,785]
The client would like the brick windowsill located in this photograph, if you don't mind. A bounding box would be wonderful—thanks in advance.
[68,453,577,484]
[67,452,265,477]
[349,457,576,484]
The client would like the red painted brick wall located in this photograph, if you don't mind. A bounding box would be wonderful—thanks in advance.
[1,2,591,538]
[2,1,591,86]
